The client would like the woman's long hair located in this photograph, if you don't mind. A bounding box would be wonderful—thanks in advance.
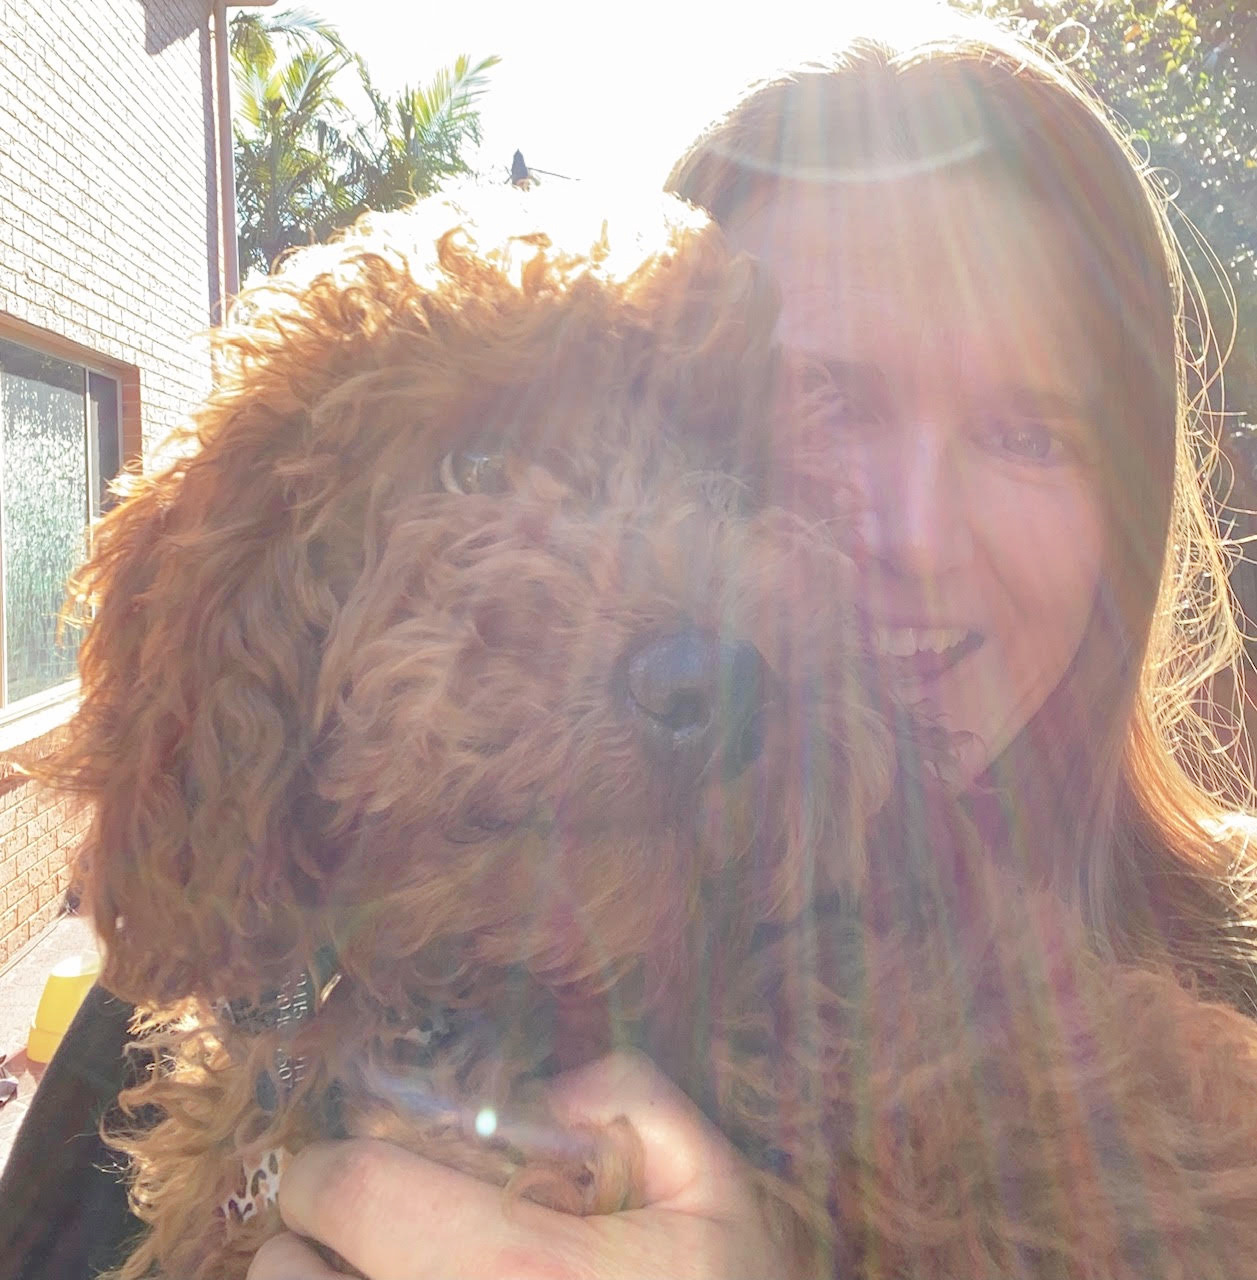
[668,10,1257,1008]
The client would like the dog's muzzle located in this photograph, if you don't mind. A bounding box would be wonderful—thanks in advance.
[621,628,767,783]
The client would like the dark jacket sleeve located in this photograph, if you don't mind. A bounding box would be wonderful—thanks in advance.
[0,984,143,1280]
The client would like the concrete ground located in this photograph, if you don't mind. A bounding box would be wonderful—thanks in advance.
[0,911,100,1172]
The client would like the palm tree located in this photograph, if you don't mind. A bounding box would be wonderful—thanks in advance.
[360,54,500,210]
[231,8,496,276]
[232,53,355,272]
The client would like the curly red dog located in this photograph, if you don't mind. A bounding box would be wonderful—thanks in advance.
[42,190,1257,1279]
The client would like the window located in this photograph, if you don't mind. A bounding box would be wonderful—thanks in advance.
[0,336,121,710]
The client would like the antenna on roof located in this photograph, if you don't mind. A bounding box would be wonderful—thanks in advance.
[507,150,575,188]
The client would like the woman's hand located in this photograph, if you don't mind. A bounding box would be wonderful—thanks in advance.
[247,1051,788,1280]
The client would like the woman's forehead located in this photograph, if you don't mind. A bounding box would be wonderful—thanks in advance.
[727,171,1104,391]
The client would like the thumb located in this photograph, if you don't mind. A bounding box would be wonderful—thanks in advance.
[542,1050,759,1217]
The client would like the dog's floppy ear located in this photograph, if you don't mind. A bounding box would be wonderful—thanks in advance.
[43,376,348,1007]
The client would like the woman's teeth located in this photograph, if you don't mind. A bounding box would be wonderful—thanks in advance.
[872,626,971,658]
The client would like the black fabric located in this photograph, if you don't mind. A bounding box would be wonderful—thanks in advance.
[0,985,143,1280]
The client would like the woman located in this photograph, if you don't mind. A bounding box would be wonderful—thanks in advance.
[671,14,1257,1001]
[4,10,1253,1280]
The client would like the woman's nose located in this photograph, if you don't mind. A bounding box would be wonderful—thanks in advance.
[857,429,974,577]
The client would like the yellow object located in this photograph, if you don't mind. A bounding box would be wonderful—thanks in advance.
[26,952,102,1064]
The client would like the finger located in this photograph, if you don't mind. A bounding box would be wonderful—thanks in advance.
[543,1050,758,1216]
[278,1138,595,1280]
[247,1230,346,1280]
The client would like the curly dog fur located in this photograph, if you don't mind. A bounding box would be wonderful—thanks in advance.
[40,189,1257,1279]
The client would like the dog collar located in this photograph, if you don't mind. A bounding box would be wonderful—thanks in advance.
[214,945,342,1036]
[213,946,341,1112]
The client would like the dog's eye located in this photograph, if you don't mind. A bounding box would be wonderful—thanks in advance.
[443,810,516,844]
[438,450,511,496]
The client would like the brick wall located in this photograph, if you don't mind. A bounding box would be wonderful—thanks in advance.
[0,0,219,965]
[0,759,90,968]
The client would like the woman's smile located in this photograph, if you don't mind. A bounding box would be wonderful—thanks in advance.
[870,624,984,682]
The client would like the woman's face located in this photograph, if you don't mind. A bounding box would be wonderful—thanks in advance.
[728,172,1108,781]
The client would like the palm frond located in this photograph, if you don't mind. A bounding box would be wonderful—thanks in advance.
[231,6,351,58]
[395,53,500,150]
[278,47,350,119]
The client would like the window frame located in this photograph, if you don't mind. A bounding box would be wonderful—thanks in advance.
[0,334,124,728]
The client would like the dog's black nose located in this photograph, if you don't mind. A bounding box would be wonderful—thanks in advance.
[623,629,766,780]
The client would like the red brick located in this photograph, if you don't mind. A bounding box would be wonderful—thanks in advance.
[0,919,30,960]
[30,898,58,932]
[0,783,29,813]
[3,823,29,858]
[56,818,86,849]
[11,792,42,829]
[25,806,52,839]
[0,804,20,837]
[4,868,30,906]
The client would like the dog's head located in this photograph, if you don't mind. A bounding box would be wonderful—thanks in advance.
[55,190,894,1018]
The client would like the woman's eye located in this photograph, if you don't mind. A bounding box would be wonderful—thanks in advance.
[977,419,1069,464]
[438,450,511,495]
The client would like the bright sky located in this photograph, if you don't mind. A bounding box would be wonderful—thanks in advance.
[303,0,949,190]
